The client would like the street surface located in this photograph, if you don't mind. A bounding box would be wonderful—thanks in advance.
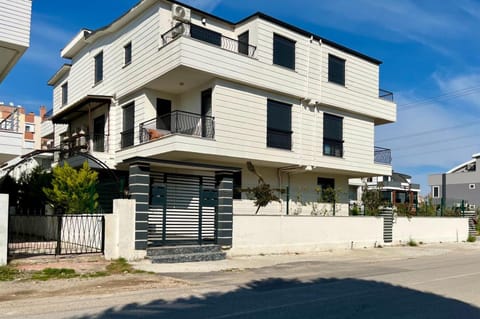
[2,242,480,318]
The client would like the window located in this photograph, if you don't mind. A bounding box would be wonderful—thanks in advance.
[273,34,295,70]
[267,99,292,150]
[124,42,132,66]
[328,54,345,86]
[121,102,135,148]
[432,186,440,198]
[323,113,343,157]
[94,51,103,84]
[25,124,34,132]
[190,24,221,46]
[61,82,68,106]
[238,31,249,55]
[233,171,242,199]
[317,177,335,202]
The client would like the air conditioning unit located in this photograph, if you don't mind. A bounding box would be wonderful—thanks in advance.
[172,4,191,22]
[171,23,186,38]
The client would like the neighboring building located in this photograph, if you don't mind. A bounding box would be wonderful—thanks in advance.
[350,171,420,210]
[47,0,396,249]
[0,0,32,166]
[429,153,480,209]
[0,105,51,179]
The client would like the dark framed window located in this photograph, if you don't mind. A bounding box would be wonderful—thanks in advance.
[273,34,295,70]
[432,186,440,198]
[121,102,135,148]
[94,51,103,84]
[328,54,345,85]
[267,99,292,150]
[190,24,222,47]
[238,31,249,55]
[124,42,132,66]
[323,113,343,157]
[233,171,242,199]
[61,82,68,106]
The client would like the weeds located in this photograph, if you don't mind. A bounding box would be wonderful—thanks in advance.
[467,235,477,243]
[407,238,418,247]
[0,266,20,281]
[31,268,78,281]
[105,258,146,275]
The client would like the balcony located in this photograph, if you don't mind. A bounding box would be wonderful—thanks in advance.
[60,132,108,155]
[379,89,394,102]
[374,146,392,165]
[121,111,214,149]
[162,22,256,58]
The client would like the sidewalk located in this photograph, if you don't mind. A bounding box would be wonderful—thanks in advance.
[131,241,480,273]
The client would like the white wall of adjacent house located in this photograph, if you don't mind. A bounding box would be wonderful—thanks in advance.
[0,0,31,47]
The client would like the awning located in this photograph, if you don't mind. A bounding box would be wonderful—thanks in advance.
[51,95,112,124]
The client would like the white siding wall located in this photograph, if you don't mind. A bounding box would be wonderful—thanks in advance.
[0,0,31,47]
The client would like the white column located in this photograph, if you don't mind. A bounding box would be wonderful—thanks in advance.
[0,194,9,266]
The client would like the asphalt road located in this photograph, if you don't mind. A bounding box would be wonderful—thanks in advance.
[2,244,480,319]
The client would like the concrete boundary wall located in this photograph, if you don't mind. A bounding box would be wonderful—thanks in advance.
[0,194,8,266]
[230,214,471,256]
[104,199,146,261]
[230,215,384,256]
[392,217,469,244]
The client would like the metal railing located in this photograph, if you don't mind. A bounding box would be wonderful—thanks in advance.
[323,138,344,157]
[43,108,53,121]
[139,110,215,143]
[8,214,104,257]
[161,22,257,57]
[374,146,392,164]
[120,129,135,149]
[59,133,108,155]
[379,89,394,102]
[0,108,20,132]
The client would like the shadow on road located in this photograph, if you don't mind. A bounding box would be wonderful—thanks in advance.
[78,277,480,318]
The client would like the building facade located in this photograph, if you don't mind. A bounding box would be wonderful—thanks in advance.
[47,0,396,249]
[429,153,480,209]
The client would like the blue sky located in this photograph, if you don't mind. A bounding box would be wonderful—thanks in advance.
[1,0,480,195]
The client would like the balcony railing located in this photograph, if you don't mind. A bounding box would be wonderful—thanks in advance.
[0,108,19,132]
[42,108,53,122]
[379,89,394,102]
[374,146,392,164]
[161,22,257,58]
[60,133,108,154]
[139,110,214,144]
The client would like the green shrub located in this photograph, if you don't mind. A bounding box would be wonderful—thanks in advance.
[407,238,418,247]
[467,235,477,243]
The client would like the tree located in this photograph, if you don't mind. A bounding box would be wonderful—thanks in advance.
[245,161,281,214]
[43,161,99,213]
[361,184,383,216]
[17,166,52,213]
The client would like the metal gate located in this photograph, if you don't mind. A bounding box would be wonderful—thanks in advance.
[8,214,104,258]
[148,173,218,246]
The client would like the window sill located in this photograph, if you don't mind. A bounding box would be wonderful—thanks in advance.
[272,63,296,72]
[327,81,346,88]
[122,62,131,69]
[92,80,103,88]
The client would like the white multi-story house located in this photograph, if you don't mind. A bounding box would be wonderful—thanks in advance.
[0,0,32,166]
[47,0,396,250]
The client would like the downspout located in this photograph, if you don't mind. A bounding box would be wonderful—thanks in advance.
[441,173,446,216]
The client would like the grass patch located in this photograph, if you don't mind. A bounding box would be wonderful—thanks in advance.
[105,258,145,275]
[0,265,20,281]
[467,235,477,242]
[31,268,78,281]
[407,239,418,247]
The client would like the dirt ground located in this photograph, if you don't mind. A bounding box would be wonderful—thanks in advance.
[1,255,191,302]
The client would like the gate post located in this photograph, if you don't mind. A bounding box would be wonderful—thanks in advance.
[215,172,233,246]
[129,163,150,250]
[0,194,8,265]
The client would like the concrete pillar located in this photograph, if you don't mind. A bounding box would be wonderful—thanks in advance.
[129,164,150,250]
[0,194,9,265]
[216,172,233,246]
[104,199,144,260]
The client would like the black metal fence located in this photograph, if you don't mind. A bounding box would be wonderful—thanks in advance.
[139,110,215,143]
[379,89,394,102]
[8,214,104,258]
[161,22,257,57]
